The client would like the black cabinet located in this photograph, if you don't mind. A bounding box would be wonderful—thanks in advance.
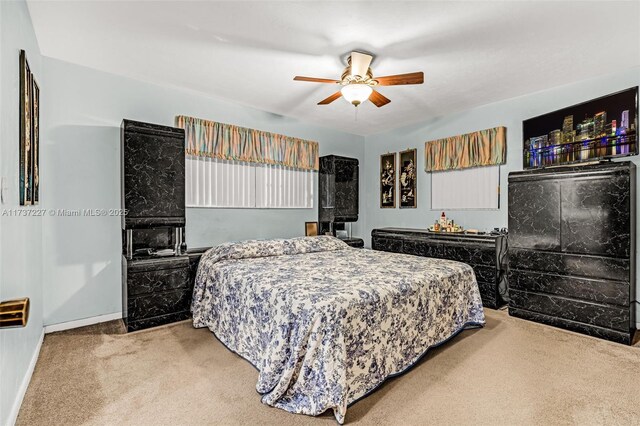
[559,175,631,257]
[123,256,191,332]
[121,119,185,228]
[508,161,636,344]
[187,247,211,284]
[121,119,191,332]
[371,228,507,309]
[319,155,359,226]
[507,179,561,251]
[341,238,364,248]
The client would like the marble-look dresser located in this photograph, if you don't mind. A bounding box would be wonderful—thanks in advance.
[121,119,189,332]
[340,237,365,248]
[371,228,508,309]
[508,161,636,344]
[318,155,360,237]
[123,256,191,331]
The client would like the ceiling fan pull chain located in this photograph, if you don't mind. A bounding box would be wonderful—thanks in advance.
[355,106,358,122]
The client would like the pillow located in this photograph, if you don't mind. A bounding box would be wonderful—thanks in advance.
[202,236,348,266]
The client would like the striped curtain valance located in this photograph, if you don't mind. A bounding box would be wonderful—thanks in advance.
[424,126,507,172]
[175,115,320,171]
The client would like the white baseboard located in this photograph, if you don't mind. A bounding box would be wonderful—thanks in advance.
[7,329,44,426]
[44,312,122,334]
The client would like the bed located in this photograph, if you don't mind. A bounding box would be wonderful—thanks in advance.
[191,236,485,423]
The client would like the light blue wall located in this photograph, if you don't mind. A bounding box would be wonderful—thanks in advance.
[0,1,44,425]
[35,59,640,328]
[41,57,365,326]
[363,66,640,325]
[0,3,637,423]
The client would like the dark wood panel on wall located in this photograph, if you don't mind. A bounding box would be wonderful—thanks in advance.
[508,161,636,344]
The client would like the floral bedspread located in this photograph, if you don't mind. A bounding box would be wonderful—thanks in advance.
[192,236,485,423]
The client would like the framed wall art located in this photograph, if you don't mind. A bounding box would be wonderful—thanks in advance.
[380,153,396,208]
[399,148,417,208]
[19,49,40,205]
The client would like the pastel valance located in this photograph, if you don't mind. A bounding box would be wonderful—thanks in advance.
[176,115,319,171]
[424,126,507,172]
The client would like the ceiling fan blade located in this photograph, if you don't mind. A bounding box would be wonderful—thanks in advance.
[350,52,373,78]
[375,72,424,86]
[318,91,343,105]
[294,76,339,84]
[369,90,391,108]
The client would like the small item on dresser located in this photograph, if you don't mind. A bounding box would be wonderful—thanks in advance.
[429,216,463,233]
[134,248,154,257]
[440,211,447,227]
[153,248,176,257]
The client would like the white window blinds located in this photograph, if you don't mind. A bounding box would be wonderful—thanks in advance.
[431,165,500,210]
[186,157,313,209]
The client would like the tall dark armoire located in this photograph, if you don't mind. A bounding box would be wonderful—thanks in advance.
[318,155,363,247]
[121,119,194,332]
[508,161,636,344]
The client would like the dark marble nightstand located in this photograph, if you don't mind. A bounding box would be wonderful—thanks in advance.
[122,255,191,332]
[341,237,364,248]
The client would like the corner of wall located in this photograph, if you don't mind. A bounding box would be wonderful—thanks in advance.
[0,1,45,425]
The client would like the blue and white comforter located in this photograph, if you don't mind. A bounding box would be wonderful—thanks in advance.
[192,236,484,423]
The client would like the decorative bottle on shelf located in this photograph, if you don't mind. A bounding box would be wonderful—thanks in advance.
[440,211,447,227]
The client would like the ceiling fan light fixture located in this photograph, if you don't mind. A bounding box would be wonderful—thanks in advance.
[341,83,372,107]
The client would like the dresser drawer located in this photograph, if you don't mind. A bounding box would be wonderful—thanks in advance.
[509,270,630,306]
[372,237,402,253]
[127,311,191,332]
[127,288,191,320]
[402,239,441,258]
[472,265,496,283]
[128,265,189,296]
[509,249,630,282]
[509,308,632,345]
[442,245,495,266]
[509,289,630,332]
[477,281,498,307]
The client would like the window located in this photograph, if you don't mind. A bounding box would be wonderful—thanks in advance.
[186,157,313,208]
[431,165,500,210]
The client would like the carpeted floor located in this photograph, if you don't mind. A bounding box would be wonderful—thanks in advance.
[16,309,640,425]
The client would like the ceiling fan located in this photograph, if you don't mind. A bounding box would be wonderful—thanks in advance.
[293,51,424,108]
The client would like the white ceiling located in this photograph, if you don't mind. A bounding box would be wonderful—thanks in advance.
[27,1,640,136]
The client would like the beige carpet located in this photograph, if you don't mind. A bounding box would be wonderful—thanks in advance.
[17,309,640,425]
